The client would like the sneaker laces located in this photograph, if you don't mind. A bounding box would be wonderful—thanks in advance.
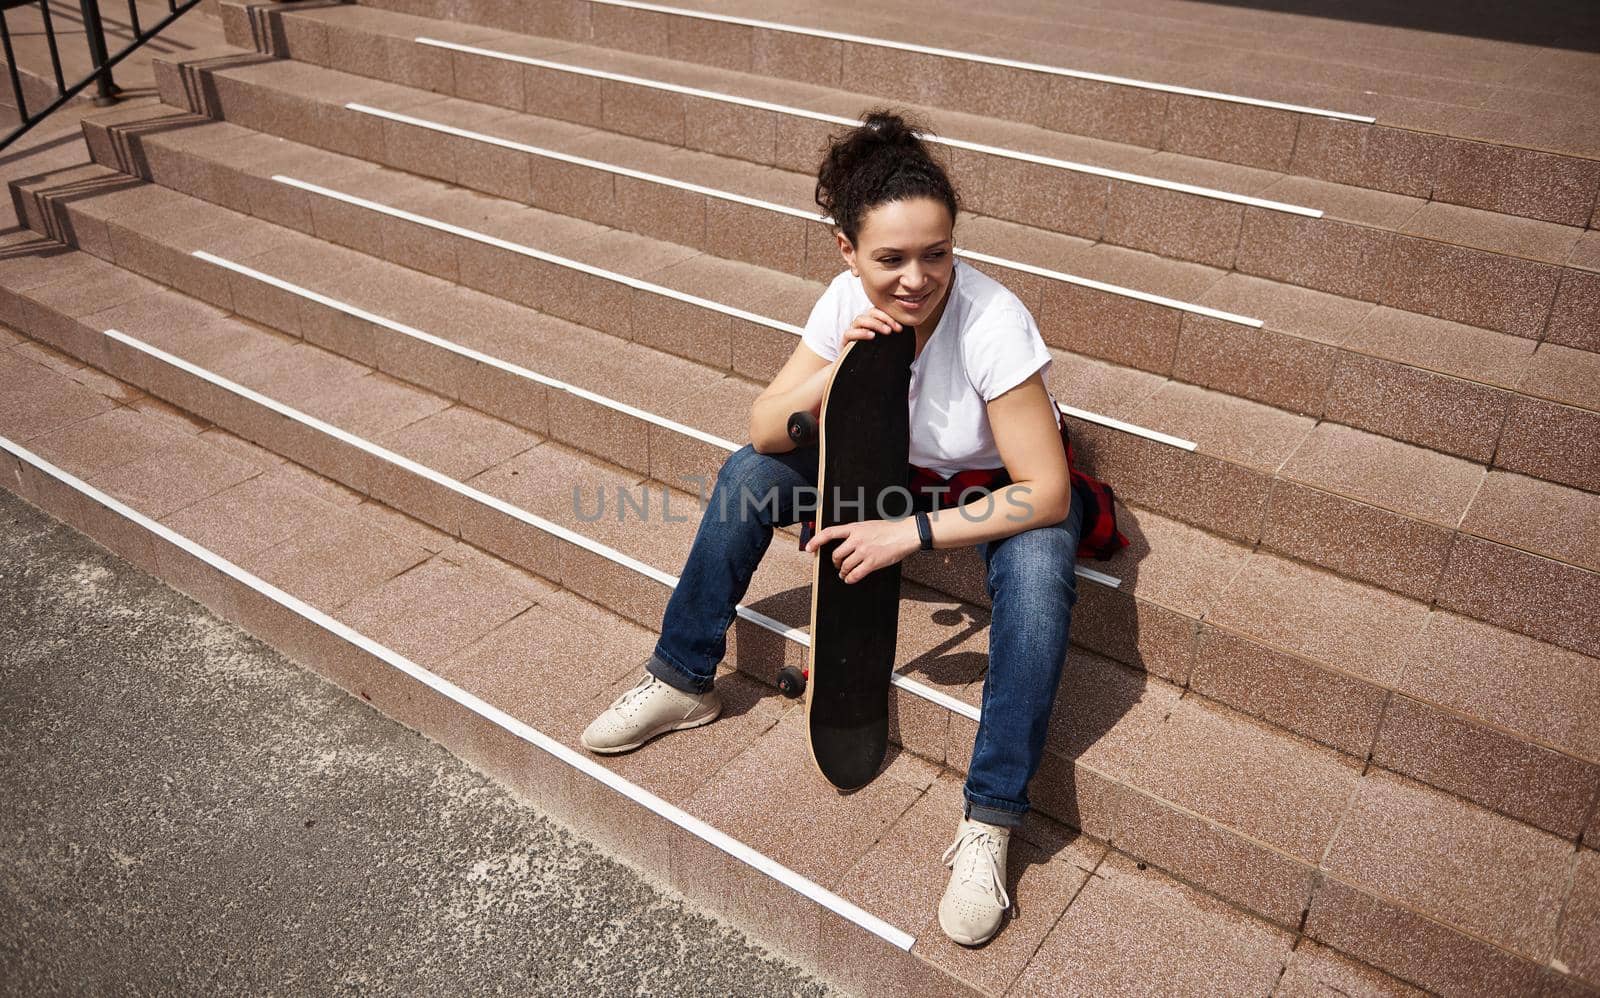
[611,674,659,712]
[942,825,1011,910]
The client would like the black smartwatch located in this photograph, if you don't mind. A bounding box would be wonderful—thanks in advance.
[914,511,934,551]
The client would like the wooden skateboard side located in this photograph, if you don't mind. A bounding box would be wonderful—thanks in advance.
[804,329,915,791]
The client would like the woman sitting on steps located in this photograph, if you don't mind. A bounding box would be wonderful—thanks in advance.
[580,109,1127,948]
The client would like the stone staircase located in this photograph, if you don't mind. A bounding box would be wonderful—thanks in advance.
[2,1,1597,994]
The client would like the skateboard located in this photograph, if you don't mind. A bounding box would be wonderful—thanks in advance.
[783,327,916,791]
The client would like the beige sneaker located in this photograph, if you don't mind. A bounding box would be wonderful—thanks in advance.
[938,817,1012,946]
[579,673,722,754]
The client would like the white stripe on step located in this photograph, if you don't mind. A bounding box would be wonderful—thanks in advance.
[345,101,1265,328]
[181,256,1123,700]
[416,36,1329,218]
[0,433,918,952]
[269,173,1200,455]
[193,250,741,452]
[580,0,1375,123]
[105,328,1010,729]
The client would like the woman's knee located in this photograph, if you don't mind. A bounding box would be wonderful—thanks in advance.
[712,445,796,523]
[988,525,1079,608]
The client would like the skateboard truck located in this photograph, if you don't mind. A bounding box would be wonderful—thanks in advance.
[777,410,852,701]
[781,411,817,700]
[787,410,818,447]
[777,665,808,698]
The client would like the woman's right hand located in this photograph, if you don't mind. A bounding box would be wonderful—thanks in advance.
[842,307,904,343]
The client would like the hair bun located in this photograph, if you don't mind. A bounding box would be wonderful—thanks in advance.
[814,106,960,244]
[862,111,915,143]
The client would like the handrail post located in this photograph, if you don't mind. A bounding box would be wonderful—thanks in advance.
[77,0,119,106]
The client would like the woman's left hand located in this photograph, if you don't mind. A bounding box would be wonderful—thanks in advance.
[804,518,921,583]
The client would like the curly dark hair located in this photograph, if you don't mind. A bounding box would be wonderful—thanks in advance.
[814,108,961,246]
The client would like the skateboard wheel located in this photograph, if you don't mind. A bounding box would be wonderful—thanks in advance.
[776,665,807,698]
[787,411,818,447]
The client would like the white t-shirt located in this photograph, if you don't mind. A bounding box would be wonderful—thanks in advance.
[799,257,1058,477]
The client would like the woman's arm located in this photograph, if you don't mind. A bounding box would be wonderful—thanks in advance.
[923,373,1072,546]
[749,343,833,454]
[806,372,1072,582]
[750,306,909,454]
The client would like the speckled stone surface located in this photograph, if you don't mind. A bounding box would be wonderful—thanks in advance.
[1045,353,1166,423]
[1274,939,1427,997]
[97,432,262,521]
[1109,777,1321,928]
[1094,438,1271,545]
[239,502,428,614]
[1092,500,1254,619]
[1370,692,1599,837]
[1172,314,1336,416]
[1495,393,1600,493]
[1281,421,1485,526]
[1558,850,1600,988]
[1067,580,1200,687]
[159,471,348,566]
[1321,770,1572,960]
[1236,210,1395,301]
[1518,341,1600,411]
[1401,201,1584,266]
[1304,876,1549,996]
[1189,625,1386,757]
[1261,176,1426,230]
[1206,551,1427,687]
[1130,379,1315,472]
[1037,280,1181,375]
[377,405,541,483]
[1009,851,1292,998]
[1103,182,1244,270]
[684,714,924,887]
[957,147,1109,243]
[1043,649,1180,779]
[1335,305,1537,391]
[1161,94,1298,172]
[1260,479,1455,600]
[337,550,536,668]
[1288,117,1438,200]
[21,405,191,481]
[1461,469,1600,572]
[1380,234,1563,339]
[445,596,650,727]
[1432,137,1600,228]
[1434,534,1600,659]
[1396,610,1600,763]
[1326,351,1510,462]
[1134,691,1363,849]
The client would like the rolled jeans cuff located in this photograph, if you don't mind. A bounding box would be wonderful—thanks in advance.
[646,650,715,696]
[963,790,1026,829]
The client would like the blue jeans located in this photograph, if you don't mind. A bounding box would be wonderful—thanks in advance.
[649,444,1083,828]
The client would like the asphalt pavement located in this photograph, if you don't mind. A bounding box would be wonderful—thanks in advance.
[0,487,836,996]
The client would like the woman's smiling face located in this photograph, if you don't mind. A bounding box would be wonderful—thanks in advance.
[839,196,956,327]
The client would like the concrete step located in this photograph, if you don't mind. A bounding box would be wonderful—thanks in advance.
[3,329,1462,996]
[60,104,1600,656]
[141,49,1600,447]
[0,246,1591,995]
[18,169,1600,844]
[24,161,1600,823]
[327,0,1600,230]
[216,1,1600,349]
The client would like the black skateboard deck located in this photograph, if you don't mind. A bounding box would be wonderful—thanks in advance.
[804,328,916,791]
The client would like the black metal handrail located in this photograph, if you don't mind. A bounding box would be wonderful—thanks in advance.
[0,0,202,152]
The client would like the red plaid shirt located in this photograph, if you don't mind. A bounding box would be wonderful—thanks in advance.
[800,420,1129,560]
